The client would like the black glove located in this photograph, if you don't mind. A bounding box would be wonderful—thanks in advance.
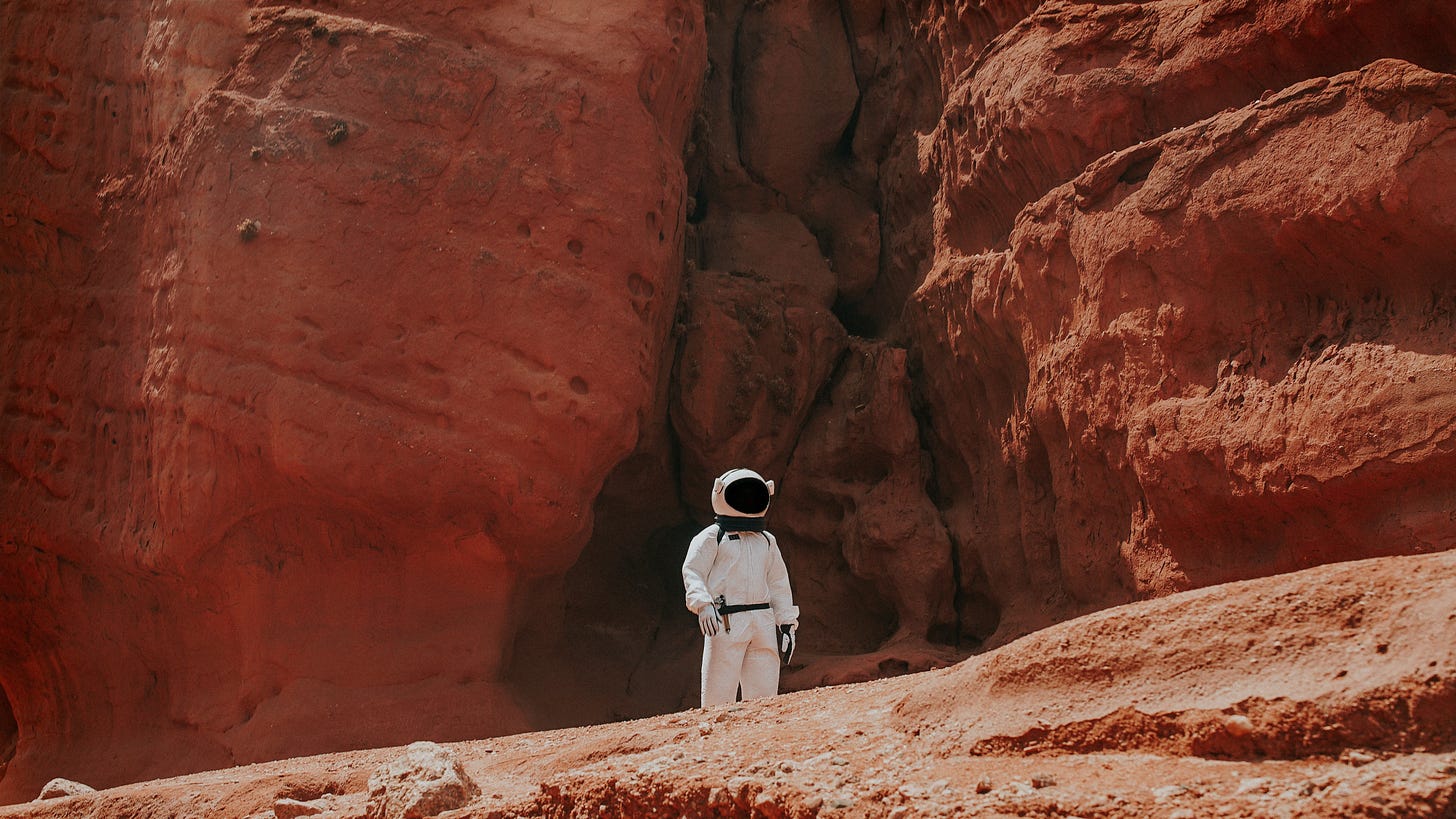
[778,624,796,665]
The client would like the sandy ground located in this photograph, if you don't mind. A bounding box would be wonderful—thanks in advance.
[4,551,1454,818]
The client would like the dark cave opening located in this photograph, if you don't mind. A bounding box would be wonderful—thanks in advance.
[831,291,884,340]
[0,682,16,783]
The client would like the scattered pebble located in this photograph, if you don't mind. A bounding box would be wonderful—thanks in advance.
[1031,774,1057,789]
[975,779,993,794]
[1341,749,1377,767]
[830,756,849,766]
[1236,777,1271,795]
[274,797,325,819]
[1151,784,1187,800]
[1224,715,1255,737]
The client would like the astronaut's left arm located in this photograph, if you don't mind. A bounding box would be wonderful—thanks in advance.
[765,533,799,627]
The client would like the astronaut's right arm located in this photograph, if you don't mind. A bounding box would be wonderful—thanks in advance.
[681,528,718,614]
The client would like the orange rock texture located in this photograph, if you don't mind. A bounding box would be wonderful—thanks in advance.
[2,0,704,800]
[3,0,1456,805]
[907,5,1456,640]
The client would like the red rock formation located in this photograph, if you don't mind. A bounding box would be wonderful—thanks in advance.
[7,0,1456,803]
[786,341,955,647]
[1,0,704,801]
[777,340,962,681]
[935,0,1456,253]
[671,271,847,508]
[910,56,1456,640]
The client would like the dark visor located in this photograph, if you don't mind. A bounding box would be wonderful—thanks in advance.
[724,477,770,515]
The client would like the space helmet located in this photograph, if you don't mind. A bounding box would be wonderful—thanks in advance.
[711,468,775,519]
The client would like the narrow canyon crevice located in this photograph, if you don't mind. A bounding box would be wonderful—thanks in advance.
[507,0,964,729]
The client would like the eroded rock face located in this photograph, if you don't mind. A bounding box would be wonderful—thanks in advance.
[778,341,959,665]
[0,0,703,801]
[734,0,858,204]
[935,0,1456,253]
[910,55,1456,639]
[671,270,847,513]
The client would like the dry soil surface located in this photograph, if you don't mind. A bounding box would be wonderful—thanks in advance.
[5,551,1454,818]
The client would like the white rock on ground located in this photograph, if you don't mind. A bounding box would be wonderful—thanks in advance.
[366,741,481,819]
[273,796,326,818]
[35,779,96,800]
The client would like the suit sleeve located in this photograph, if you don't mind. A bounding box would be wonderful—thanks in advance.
[765,533,799,627]
[682,527,718,614]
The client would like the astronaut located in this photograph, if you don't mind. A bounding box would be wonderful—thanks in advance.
[682,468,799,707]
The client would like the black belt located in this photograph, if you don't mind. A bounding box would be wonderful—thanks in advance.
[718,603,771,615]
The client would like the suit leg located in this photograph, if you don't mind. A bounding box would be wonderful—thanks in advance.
[701,631,748,707]
[738,612,781,701]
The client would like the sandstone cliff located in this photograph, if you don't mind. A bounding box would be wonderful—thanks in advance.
[2,0,704,799]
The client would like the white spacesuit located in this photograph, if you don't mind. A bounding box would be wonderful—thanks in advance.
[682,468,799,707]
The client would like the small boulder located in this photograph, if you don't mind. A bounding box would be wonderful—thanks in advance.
[366,741,480,819]
[1224,714,1255,737]
[1340,749,1377,767]
[36,778,96,800]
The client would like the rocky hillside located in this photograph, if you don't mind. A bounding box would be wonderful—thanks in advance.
[3,0,1455,804]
